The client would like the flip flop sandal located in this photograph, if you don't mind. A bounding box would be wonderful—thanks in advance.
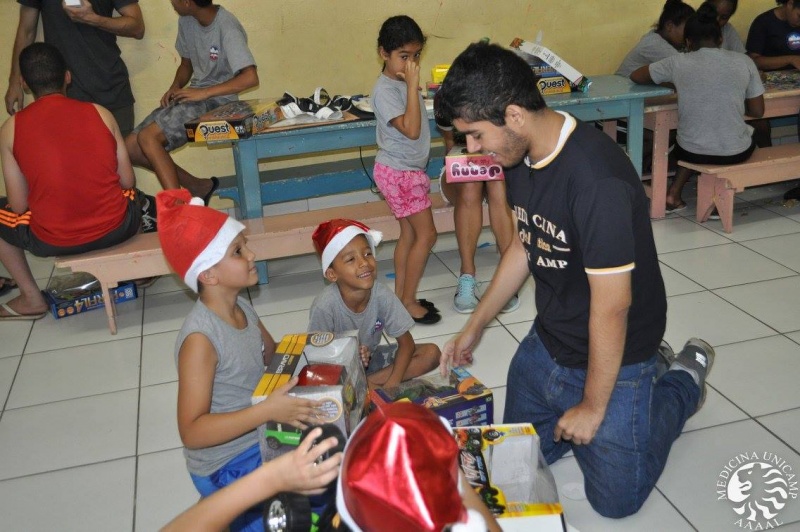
[0,303,46,321]
[665,202,687,214]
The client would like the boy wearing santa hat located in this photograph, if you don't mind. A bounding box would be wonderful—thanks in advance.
[157,189,324,532]
[309,218,440,389]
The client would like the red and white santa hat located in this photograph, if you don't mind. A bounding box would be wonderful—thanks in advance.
[311,218,382,275]
[156,189,245,292]
[336,402,487,532]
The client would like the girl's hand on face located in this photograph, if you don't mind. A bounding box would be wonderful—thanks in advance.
[397,59,421,90]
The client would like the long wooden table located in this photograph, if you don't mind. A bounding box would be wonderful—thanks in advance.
[644,84,800,219]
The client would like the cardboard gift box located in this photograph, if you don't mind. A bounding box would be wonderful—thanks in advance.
[454,423,565,531]
[251,332,367,461]
[370,366,493,427]
[184,99,285,142]
[445,146,505,183]
[44,281,137,320]
[511,36,591,94]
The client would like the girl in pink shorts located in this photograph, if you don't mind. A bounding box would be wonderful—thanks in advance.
[370,15,440,325]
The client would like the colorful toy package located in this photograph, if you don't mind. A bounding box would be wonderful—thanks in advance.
[445,145,505,183]
[510,36,591,94]
[251,332,367,461]
[454,423,566,531]
[370,366,493,427]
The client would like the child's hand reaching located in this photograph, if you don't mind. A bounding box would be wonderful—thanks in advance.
[260,376,322,430]
[272,427,343,495]
[359,345,371,368]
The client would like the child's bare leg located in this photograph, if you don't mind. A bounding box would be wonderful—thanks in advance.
[134,123,214,197]
[367,343,441,386]
[667,167,694,208]
[393,218,412,302]
[485,181,514,256]
[400,209,437,319]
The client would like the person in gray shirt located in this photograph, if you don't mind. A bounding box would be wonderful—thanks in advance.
[631,2,764,212]
[616,0,695,77]
[125,0,258,202]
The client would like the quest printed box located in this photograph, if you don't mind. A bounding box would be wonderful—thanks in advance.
[251,332,367,461]
[455,423,566,531]
[445,146,504,184]
[369,366,493,427]
[510,36,591,95]
[185,99,285,142]
[44,282,137,320]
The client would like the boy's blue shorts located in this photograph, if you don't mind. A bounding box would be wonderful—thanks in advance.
[190,443,264,532]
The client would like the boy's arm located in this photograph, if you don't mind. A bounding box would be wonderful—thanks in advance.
[382,331,415,389]
[62,1,145,40]
[161,428,342,532]
[161,58,194,108]
[177,333,320,449]
[167,66,258,105]
[93,104,135,189]
[0,117,30,213]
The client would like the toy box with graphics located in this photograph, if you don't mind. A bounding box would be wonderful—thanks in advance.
[445,146,505,184]
[369,367,493,427]
[43,279,137,320]
[184,99,285,142]
[510,36,591,95]
[455,423,566,531]
[251,332,367,462]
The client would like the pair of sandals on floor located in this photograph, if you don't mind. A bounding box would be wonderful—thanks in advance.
[414,298,441,325]
[665,201,721,220]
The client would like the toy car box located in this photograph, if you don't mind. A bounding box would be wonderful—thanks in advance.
[445,145,505,183]
[455,423,565,531]
[185,99,285,142]
[510,36,591,94]
[369,367,493,427]
[43,281,137,320]
[251,332,367,461]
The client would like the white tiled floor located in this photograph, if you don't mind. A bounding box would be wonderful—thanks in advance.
[4,182,800,530]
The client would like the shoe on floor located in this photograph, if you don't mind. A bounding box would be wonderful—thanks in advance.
[784,185,800,201]
[671,337,715,414]
[708,208,720,221]
[0,276,18,297]
[500,293,520,313]
[412,307,441,325]
[453,274,479,314]
[665,201,687,214]
[0,302,46,321]
[656,339,675,380]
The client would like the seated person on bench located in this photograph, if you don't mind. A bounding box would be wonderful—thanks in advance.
[0,43,142,321]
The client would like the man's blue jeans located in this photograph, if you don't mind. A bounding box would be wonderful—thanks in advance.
[505,328,700,518]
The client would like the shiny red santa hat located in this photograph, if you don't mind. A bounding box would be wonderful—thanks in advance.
[156,189,245,292]
[311,218,382,275]
[336,402,486,532]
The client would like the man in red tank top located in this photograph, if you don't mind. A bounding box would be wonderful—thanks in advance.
[0,43,142,320]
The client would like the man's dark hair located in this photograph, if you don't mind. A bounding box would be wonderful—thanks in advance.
[192,0,213,7]
[19,42,67,97]
[437,42,545,127]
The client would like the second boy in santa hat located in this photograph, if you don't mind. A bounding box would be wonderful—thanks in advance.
[309,218,440,389]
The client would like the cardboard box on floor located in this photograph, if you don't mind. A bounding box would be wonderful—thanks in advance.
[370,366,493,427]
[43,279,137,320]
[454,423,566,531]
[251,332,367,462]
[510,34,591,95]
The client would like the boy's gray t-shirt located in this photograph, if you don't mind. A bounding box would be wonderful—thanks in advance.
[371,73,431,170]
[649,48,764,156]
[175,297,264,476]
[615,30,680,77]
[308,282,414,354]
[176,6,256,100]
